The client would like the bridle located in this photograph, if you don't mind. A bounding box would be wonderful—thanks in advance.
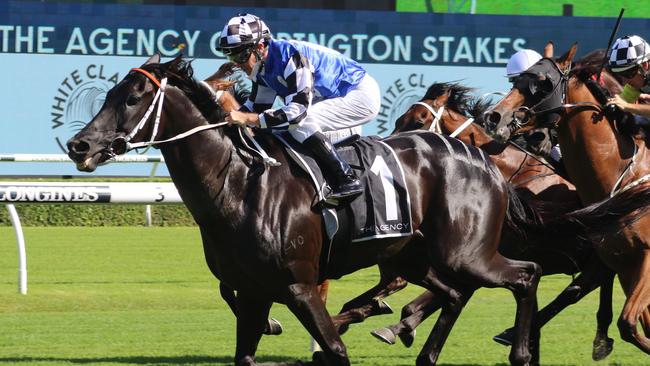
[108,67,280,166]
[412,101,474,138]
[107,67,228,156]
[509,59,571,131]
[508,59,601,132]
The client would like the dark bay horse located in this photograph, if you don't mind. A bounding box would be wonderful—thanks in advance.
[485,43,650,355]
[66,55,544,366]
[382,81,615,360]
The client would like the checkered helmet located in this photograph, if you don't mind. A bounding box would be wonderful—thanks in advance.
[608,35,650,72]
[218,13,271,51]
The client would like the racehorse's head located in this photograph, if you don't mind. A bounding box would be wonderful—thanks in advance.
[67,54,227,172]
[67,54,163,171]
[392,82,473,135]
[484,43,577,142]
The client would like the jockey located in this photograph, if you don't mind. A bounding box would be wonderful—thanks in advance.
[607,35,650,118]
[217,13,381,200]
[505,49,542,83]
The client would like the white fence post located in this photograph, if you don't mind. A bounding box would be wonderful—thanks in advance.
[0,153,170,294]
[7,204,27,294]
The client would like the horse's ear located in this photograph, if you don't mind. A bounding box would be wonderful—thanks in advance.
[163,54,184,70]
[143,53,161,66]
[544,41,554,58]
[558,43,578,70]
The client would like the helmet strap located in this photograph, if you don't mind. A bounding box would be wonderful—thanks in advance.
[253,48,263,62]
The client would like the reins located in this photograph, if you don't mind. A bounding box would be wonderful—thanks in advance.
[505,141,563,183]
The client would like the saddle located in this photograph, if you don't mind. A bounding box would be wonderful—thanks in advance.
[272,131,414,279]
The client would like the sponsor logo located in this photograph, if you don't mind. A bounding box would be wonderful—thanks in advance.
[50,64,120,152]
[374,73,429,135]
[0,185,110,203]
[359,222,411,235]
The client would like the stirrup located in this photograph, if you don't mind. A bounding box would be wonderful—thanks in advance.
[327,183,363,200]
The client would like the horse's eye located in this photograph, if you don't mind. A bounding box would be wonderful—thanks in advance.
[126,95,141,106]
[540,78,554,93]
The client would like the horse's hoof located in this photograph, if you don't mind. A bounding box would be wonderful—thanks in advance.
[398,328,416,348]
[312,351,327,365]
[263,318,283,335]
[592,337,614,361]
[493,327,514,346]
[375,299,394,315]
[370,327,396,345]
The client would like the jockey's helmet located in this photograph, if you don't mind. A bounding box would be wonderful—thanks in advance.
[217,13,271,62]
[608,35,650,73]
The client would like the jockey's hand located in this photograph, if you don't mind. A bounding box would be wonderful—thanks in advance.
[607,94,632,112]
[226,111,259,127]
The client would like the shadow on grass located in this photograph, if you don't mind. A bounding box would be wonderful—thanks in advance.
[0,355,299,365]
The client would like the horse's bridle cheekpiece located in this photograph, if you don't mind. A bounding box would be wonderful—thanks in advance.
[108,67,229,156]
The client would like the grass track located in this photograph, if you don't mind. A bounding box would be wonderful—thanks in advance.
[0,227,647,365]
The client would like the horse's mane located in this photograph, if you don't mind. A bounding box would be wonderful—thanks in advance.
[570,49,624,88]
[422,81,474,116]
[142,56,228,123]
[423,81,492,128]
[566,50,641,135]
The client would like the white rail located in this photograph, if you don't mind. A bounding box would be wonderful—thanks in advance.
[0,154,164,163]
[1,154,175,295]
[3,182,182,295]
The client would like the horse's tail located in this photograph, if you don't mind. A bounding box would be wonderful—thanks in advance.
[505,182,650,252]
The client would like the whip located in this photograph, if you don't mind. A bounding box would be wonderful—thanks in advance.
[597,8,625,81]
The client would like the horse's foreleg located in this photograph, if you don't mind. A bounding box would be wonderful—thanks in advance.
[233,293,273,366]
[475,257,541,366]
[617,252,650,354]
[415,289,473,366]
[220,282,239,316]
[331,275,406,334]
[642,308,650,337]
[372,290,441,348]
[381,267,458,347]
[219,282,283,336]
[287,283,350,366]
[593,270,615,361]
[492,258,614,362]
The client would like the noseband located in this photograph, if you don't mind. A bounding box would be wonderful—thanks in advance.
[413,101,474,138]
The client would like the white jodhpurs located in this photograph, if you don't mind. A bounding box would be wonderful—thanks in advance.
[289,74,381,143]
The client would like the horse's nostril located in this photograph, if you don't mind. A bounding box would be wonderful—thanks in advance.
[487,111,502,124]
[67,140,90,155]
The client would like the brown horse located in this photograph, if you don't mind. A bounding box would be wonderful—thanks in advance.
[66,55,547,366]
[377,81,618,360]
[485,43,650,355]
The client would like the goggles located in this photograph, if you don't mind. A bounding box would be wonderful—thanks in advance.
[615,66,640,79]
[222,45,254,64]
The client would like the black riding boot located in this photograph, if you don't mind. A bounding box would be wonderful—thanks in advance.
[303,132,363,200]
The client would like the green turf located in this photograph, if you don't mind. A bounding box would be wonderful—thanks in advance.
[0,227,647,365]
[396,0,650,18]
